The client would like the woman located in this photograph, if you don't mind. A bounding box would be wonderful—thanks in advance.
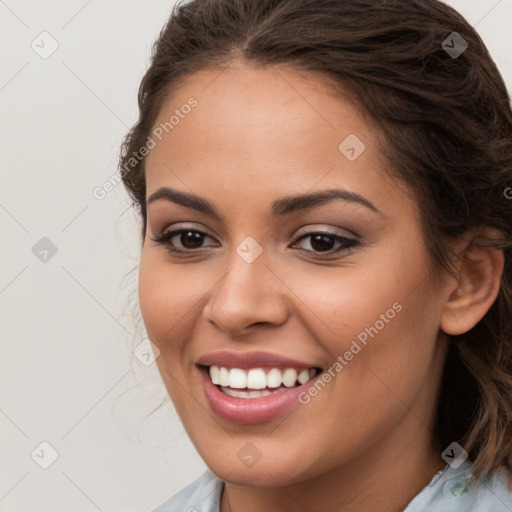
[119,0,512,510]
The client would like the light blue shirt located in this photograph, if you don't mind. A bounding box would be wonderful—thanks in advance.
[150,461,512,511]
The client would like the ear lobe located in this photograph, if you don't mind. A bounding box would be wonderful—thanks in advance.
[441,227,505,336]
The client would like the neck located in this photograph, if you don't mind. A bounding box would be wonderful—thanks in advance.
[220,424,445,512]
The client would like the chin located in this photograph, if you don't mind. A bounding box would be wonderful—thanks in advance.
[202,447,319,488]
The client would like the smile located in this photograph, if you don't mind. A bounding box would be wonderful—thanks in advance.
[196,364,323,423]
[208,366,319,399]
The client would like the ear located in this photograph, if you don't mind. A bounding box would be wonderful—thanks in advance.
[440,227,505,336]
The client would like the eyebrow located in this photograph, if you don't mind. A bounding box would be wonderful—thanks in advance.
[146,186,382,220]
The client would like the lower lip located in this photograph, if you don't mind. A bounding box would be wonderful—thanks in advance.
[197,366,321,424]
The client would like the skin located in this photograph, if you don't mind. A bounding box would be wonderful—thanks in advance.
[138,59,504,512]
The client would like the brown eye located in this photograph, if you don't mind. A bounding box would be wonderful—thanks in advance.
[175,230,206,249]
[293,232,358,254]
[151,229,218,251]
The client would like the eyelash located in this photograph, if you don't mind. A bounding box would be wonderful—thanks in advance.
[150,228,360,257]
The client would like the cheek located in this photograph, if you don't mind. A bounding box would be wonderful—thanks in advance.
[137,253,204,413]
[280,244,441,388]
[273,254,410,342]
[138,251,201,354]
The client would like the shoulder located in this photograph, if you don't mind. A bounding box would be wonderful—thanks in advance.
[149,469,224,512]
[405,461,512,512]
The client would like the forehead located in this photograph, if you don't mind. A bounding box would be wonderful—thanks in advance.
[147,61,367,162]
[144,61,414,221]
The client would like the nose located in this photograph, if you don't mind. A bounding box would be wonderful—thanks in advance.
[203,248,289,335]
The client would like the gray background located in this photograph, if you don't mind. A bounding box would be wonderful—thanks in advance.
[1,1,511,511]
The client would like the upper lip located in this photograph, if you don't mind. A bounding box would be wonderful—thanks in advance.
[196,350,321,370]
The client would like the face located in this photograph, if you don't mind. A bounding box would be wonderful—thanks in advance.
[139,60,450,487]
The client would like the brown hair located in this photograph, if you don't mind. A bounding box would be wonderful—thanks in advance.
[119,0,512,485]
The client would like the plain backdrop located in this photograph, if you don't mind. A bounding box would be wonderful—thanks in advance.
[1,1,511,511]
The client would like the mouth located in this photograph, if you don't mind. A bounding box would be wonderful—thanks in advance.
[196,363,324,424]
[200,364,323,399]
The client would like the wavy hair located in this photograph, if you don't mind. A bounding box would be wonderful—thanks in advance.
[119,0,512,485]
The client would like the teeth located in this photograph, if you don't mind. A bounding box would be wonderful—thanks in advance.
[210,365,220,385]
[282,368,298,387]
[246,369,266,389]
[221,386,290,399]
[266,368,282,388]
[208,366,317,390]
[228,368,247,389]
[298,369,311,384]
[219,367,230,387]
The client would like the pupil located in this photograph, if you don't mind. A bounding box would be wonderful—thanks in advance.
[311,234,334,252]
[181,231,203,248]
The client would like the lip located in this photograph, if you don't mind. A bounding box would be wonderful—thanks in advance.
[196,350,321,370]
[196,365,322,424]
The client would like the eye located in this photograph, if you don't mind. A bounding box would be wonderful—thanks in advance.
[151,226,360,257]
[151,228,218,252]
[292,231,359,254]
